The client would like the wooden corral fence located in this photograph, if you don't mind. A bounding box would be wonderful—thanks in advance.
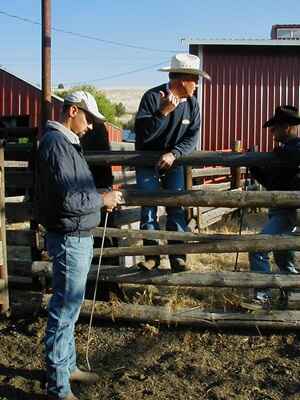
[4,134,300,330]
[0,141,9,313]
[114,141,245,229]
[0,127,38,301]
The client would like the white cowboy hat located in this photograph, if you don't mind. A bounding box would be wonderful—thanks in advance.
[63,91,106,123]
[158,53,211,80]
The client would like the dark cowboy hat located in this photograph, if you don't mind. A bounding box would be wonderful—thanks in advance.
[263,105,300,128]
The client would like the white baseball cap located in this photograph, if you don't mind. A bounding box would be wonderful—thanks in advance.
[159,53,211,81]
[63,91,105,122]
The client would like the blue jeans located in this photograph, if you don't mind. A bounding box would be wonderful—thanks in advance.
[249,208,297,274]
[136,165,187,263]
[45,233,93,398]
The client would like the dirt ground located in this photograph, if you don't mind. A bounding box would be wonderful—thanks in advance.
[2,212,300,400]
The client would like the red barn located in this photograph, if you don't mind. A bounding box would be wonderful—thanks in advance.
[188,27,300,152]
[0,67,122,143]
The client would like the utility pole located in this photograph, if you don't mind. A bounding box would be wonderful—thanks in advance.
[41,0,52,131]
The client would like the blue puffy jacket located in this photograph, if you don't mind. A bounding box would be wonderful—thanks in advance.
[36,121,103,233]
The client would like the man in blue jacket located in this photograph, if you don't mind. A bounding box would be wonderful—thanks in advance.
[37,91,122,400]
[248,105,300,308]
[134,53,211,272]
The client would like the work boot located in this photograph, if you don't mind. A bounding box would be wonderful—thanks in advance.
[138,257,160,271]
[69,369,100,385]
[170,258,190,273]
[47,393,79,400]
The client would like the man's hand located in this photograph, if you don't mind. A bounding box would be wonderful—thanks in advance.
[157,152,176,171]
[159,91,179,116]
[102,191,123,211]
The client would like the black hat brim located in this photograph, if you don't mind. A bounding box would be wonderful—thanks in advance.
[263,116,300,128]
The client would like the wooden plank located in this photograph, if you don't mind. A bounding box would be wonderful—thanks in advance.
[8,275,32,289]
[113,170,136,186]
[112,168,244,188]
[90,235,300,257]
[5,161,28,168]
[193,167,231,178]
[87,303,300,329]
[231,140,242,189]
[186,166,193,220]
[199,207,238,227]
[92,226,216,241]
[8,259,32,277]
[31,262,300,289]
[122,189,300,208]
[4,143,34,162]
[192,182,231,191]
[92,226,259,241]
[110,142,135,151]
[84,150,300,168]
[5,202,32,223]
[0,145,9,313]
[5,169,33,189]
[113,207,141,227]
[6,229,35,246]
[192,167,246,178]
[0,278,6,291]
[5,196,27,203]
[0,127,38,139]
[40,297,300,329]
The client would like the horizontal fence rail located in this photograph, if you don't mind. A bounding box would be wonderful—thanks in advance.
[31,263,300,290]
[0,127,38,140]
[78,302,300,330]
[121,189,300,208]
[92,235,300,257]
[84,150,300,168]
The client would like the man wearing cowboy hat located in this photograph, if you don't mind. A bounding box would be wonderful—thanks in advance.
[134,53,211,272]
[247,105,300,308]
[37,91,122,400]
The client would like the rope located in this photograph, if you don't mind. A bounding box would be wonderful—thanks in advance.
[85,211,109,371]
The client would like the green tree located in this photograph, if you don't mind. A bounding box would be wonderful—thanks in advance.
[122,113,136,132]
[55,85,121,127]
[115,102,126,117]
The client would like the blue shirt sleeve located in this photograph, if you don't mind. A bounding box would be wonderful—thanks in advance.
[135,91,169,145]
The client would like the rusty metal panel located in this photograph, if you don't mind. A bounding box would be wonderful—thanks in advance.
[201,46,300,152]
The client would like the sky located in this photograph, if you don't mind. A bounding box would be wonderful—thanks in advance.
[0,0,300,90]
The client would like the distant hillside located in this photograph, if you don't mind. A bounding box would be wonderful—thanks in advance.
[102,88,146,114]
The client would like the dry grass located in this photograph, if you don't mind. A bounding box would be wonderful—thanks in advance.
[126,211,285,312]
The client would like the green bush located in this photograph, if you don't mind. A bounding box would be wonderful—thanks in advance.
[55,85,122,127]
[115,102,126,117]
[122,113,136,132]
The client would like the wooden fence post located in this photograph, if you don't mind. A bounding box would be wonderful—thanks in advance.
[231,140,242,189]
[0,142,9,314]
[185,166,193,222]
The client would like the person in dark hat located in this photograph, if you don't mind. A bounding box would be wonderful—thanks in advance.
[247,105,300,308]
[134,53,211,273]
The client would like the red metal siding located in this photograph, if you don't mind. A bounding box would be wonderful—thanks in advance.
[0,69,62,132]
[201,46,300,152]
[105,123,122,143]
[0,69,122,142]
